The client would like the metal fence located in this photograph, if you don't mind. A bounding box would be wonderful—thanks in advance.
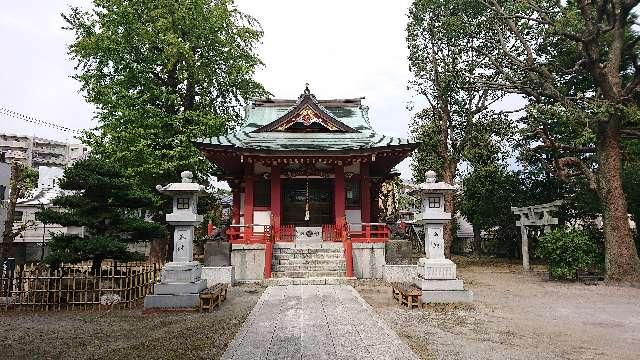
[0,260,160,311]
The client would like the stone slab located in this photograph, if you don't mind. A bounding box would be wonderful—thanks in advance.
[161,262,203,283]
[383,265,417,282]
[153,279,207,295]
[202,266,235,286]
[414,278,464,291]
[204,241,231,266]
[421,290,473,304]
[352,244,385,279]
[231,245,265,281]
[143,293,201,309]
[385,240,413,265]
[221,285,419,360]
[417,258,457,280]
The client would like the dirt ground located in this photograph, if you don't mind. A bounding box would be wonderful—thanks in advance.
[0,284,264,360]
[356,262,640,360]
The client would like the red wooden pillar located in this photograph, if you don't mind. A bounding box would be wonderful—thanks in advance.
[244,163,254,240]
[360,163,371,224]
[270,166,281,241]
[334,165,346,229]
[231,186,240,225]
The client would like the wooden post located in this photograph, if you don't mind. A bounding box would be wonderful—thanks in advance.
[232,187,240,225]
[270,166,281,241]
[334,165,346,232]
[360,163,371,223]
[344,236,354,278]
[244,163,254,240]
[520,225,530,271]
[264,239,273,279]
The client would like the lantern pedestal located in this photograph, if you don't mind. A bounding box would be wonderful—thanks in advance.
[144,171,207,310]
[410,170,473,304]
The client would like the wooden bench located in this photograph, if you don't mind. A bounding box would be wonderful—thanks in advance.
[391,282,422,309]
[199,284,228,312]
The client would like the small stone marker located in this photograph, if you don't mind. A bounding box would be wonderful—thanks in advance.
[144,171,208,310]
[411,170,472,303]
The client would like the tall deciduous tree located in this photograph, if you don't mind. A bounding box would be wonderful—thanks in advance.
[1,162,38,260]
[37,157,165,272]
[470,0,640,281]
[63,0,268,261]
[407,0,513,256]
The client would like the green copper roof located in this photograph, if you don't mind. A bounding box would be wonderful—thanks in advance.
[194,92,416,152]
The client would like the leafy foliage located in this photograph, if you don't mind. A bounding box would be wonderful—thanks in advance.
[63,0,269,190]
[536,228,604,280]
[37,157,164,270]
[458,165,523,235]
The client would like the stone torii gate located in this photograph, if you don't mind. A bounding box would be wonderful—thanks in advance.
[511,200,563,271]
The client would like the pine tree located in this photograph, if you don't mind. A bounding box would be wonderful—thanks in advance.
[37,157,165,272]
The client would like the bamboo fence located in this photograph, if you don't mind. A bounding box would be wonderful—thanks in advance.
[0,261,160,311]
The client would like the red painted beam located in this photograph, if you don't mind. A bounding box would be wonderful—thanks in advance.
[244,163,254,240]
[334,165,346,230]
[270,165,281,241]
[360,163,371,223]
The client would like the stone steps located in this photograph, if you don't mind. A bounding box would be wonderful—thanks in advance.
[272,264,346,272]
[271,270,346,278]
[269,243,349,285]
[274,258,345,266]
[264,277,356,286]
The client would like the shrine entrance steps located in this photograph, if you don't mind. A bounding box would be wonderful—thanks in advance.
[265,243,355,286]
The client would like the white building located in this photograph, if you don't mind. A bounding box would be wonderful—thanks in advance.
[0,132,89,168]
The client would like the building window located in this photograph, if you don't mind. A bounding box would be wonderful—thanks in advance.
[428,196,441,209]
[0,185,5,200]
[345,180,360,208]
[13,211,23,222]
[177,197,190,210]
[254,180,271,208]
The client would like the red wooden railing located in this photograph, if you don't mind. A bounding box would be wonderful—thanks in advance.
[226,224,272,244]
[280,225,296,242]
[349,223,390,243]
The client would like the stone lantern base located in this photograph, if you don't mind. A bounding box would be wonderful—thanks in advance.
[414,258,473,303]
[144,261,208,309]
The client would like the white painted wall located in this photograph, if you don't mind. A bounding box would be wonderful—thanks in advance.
[346,209,362,231]
[254,210,271,232]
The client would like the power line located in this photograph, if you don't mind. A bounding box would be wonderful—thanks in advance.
[0,106,84,134]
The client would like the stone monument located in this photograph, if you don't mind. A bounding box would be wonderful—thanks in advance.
[144,171,208,309]
[411,170,472,303]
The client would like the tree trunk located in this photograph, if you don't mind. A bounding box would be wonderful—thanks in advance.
[473,226,482,258]
[1,162,20,260]
[441,161,457,258]
[596,120,640,281]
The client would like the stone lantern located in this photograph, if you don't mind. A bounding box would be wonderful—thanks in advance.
[411,170,472,303]
[144,171,208,309]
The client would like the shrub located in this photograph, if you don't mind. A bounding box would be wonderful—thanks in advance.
[535,228,604,280]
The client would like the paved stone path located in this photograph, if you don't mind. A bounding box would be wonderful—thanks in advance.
[222,285,419,360]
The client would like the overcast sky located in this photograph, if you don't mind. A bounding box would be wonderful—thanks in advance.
[0,1,415,179]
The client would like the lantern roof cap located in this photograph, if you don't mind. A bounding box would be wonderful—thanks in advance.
[409,170,458,194]
[156,171,205,194]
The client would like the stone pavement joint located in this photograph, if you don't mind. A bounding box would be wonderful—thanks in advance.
[222,285,419,360]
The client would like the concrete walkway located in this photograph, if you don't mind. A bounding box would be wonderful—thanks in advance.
[222,285,419,360]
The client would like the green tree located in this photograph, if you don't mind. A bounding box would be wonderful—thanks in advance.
[470,1,640,281]
[63,0,268,260]
[1,162,38,260]
[37,157,165,272]
[458,165,523,256]
[407,0,513,256]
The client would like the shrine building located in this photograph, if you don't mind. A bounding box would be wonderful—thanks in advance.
[195,86,417,281]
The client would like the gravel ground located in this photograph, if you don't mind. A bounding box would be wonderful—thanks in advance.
[0,284,264,360]
[356,262,640,360]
